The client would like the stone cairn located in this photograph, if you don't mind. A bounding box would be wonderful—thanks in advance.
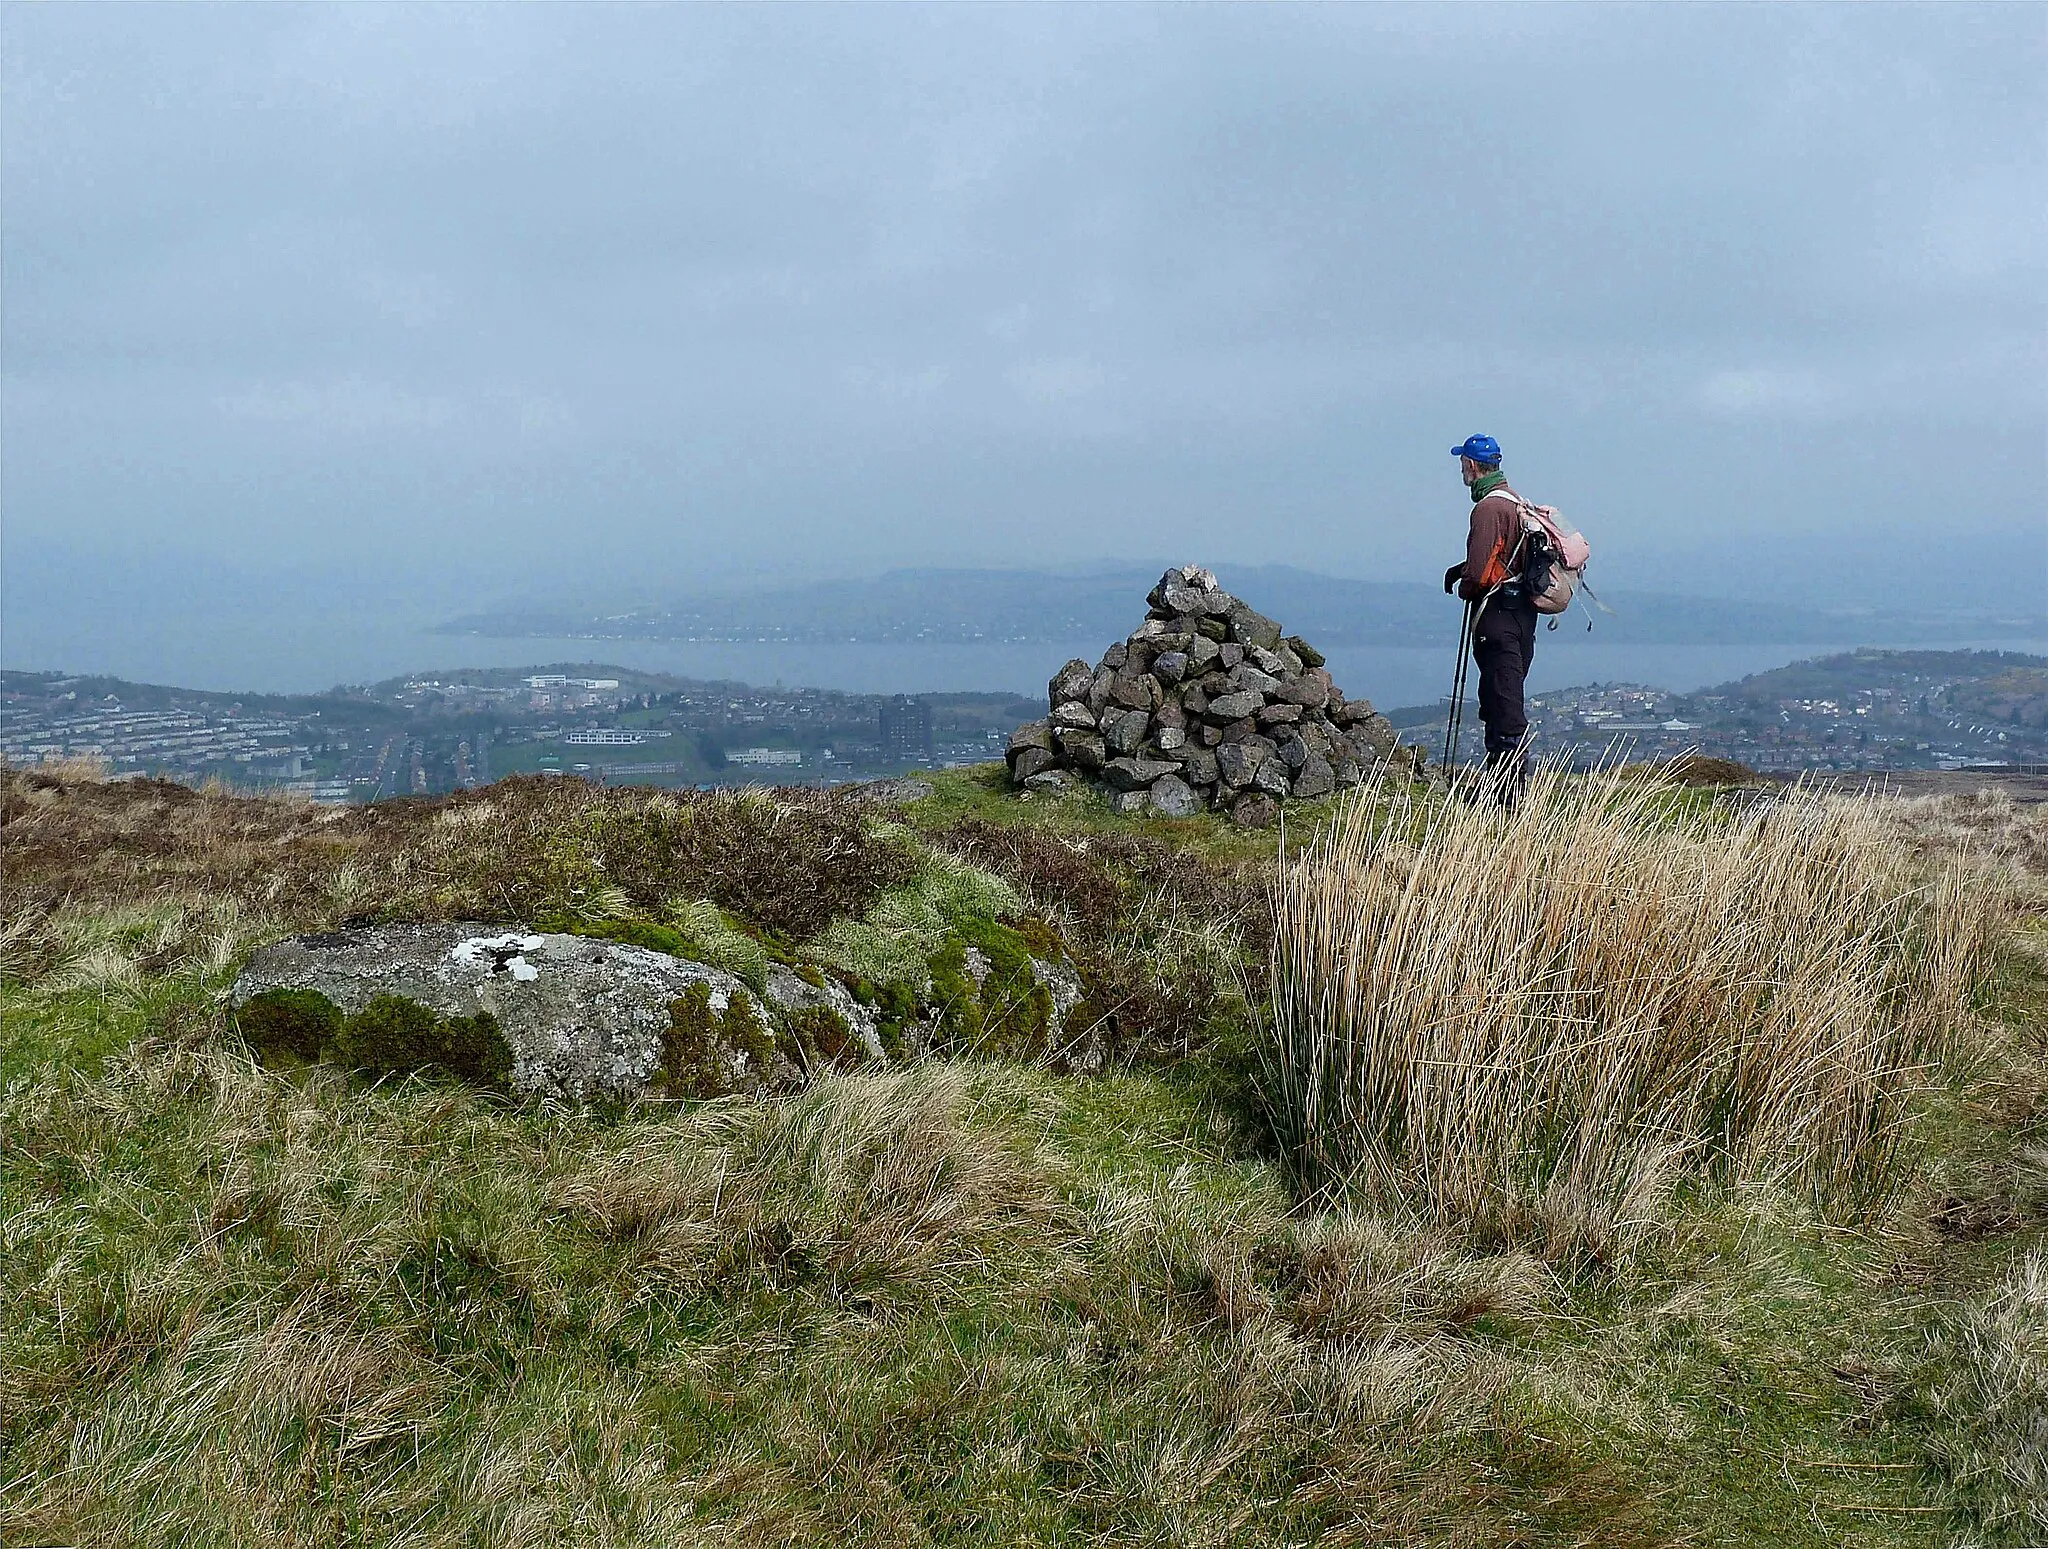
[1006,565,1413,827]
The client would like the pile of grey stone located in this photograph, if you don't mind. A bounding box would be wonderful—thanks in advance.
[1006,565,1413,827]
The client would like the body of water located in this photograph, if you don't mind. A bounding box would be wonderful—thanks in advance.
[5,607,2043,712]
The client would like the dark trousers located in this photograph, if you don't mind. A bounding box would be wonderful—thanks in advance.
[1473,594,1537,759]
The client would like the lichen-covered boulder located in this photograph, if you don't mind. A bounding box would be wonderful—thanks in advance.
[764,963,888,1064]
[231,922,798,1101]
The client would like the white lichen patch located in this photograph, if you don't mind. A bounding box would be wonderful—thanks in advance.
[451,933,547,982]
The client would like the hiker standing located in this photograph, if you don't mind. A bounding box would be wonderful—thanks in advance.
[1442,434,1536,798]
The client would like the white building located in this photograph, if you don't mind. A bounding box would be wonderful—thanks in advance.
[562,728,673,746]
[727,748,802,767]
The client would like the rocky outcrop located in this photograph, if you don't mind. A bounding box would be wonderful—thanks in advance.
[231,918,1103,1100]
[1008,566,1418,825]
[232,922,799,1101]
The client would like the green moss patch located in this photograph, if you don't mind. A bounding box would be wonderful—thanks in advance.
[929,918,1054,1060]
[333,994,513,1090]
[658,982,778,1099]
[234,988,512,1091]
[233,987,344,1062]
[542,914,695,959]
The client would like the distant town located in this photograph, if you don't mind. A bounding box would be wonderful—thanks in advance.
[1397,649,2048,773]
[0,666,1039,803]
[3,649,2041,801]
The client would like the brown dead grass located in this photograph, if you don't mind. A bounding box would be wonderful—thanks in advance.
[0,768,917,983]
[932,818,1270,1057]
[1265,766,2006,1262]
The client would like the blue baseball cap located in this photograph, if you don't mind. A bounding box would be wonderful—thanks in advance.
[1451,434,1501,465]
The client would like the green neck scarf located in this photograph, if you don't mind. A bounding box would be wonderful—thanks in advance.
[1468,469,1507,502]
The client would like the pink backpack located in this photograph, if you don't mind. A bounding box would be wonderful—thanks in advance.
[1501,492,1591,616]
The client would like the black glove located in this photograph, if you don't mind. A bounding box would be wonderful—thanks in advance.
[1443,563,1463,596]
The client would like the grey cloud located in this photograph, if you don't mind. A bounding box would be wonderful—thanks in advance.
[2,2,2041,605]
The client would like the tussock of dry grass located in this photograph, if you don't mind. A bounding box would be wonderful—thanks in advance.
[556,1063,1064,1303]
[1266,767,2005,1260]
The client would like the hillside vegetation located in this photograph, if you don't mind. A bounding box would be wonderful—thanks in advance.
[2,761,2044,1547]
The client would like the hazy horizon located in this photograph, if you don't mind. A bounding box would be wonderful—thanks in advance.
[4,4,2044,670]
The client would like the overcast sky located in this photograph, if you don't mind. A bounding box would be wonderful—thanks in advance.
[4,2,2043,613]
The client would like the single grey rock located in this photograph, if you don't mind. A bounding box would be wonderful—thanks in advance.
[1010,746,1057,782]
[1285,635,1326,669]
[1129,617,1174,643]
[1105,708,1152,756]
[1253,759,1293,797]
[1153,700,1187,733]
[1273,645,1305,677]
[1247,645,1289,677]
[1333,759,1363,788]
[1293,755,1337,799]
[1225,601,1284,650]
[1178,745,1220,786]
[1087,666,1116,714]
[1152,650,1189,685]
[854,776,934,805]
[1008,720,1055,756]
[1148,773,1201,818]
[1346,721,1398,762]
[1186,635,1221,669]
[1205,689,1263,723]
[1278,669,1333,711]
[1020,769,1079,796]
[1218,717,1261,745]
[1218,642,1245,669]
[1216,740,1268,788]
[1164,583,1228,617]
[1110,672,1161,712]
[1278,735,1310,771]
[1231,792,1280,829]
[1103,642,1129,670]
[1049,659,1095,706]
[1034,953,1100,1074]
[1103,756,1182,791]
[1230,665,1284,698]
[1180,685,1209,717]
[1153,725,1187,751]
[1717,785,1789,823]
[1258,703,1303,728]
[765,964,886,1064]
[1109,789,1151,815]
[231,922,792,1102]
[1055,727,1108,771]
[1050,700,1099,731]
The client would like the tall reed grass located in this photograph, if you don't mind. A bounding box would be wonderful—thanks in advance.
[1264,768,2002,1260]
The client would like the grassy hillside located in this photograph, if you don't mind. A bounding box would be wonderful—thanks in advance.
[2,761,2043,1546]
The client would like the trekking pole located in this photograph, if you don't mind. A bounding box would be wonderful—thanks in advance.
[1443,597,1474,772]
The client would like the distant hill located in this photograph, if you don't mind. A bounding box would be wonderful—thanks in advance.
[437,565,2045,649]
[1702,648,2048,701]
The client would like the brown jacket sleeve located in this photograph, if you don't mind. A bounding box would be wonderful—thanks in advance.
[1457,492,1523,601]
